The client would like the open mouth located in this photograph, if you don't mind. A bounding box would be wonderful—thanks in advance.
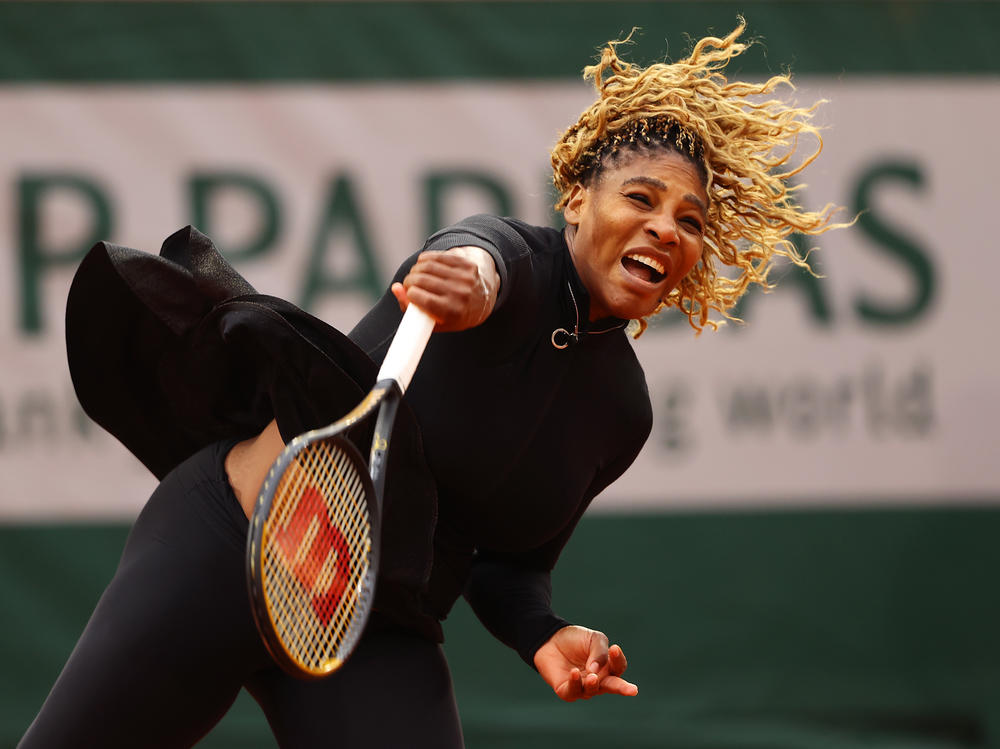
[621,253,666,284]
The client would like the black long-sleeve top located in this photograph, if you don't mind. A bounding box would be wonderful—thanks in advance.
[64,216,652,668]
[351,215,653,664]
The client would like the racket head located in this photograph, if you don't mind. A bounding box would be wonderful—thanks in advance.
[246,432,380,679]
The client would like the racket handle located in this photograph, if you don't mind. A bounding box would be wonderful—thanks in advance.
[376,304,435,392]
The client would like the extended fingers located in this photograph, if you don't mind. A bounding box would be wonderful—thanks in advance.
[559,670,637,701]
[608,643,628,675]
[541,628,638,703]
[586,642,637,698]
[599,675,639,697]
[600,644,636,696]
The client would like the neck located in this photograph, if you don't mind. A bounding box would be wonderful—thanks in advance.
[562,225,604,324]
[563,225,587,303]
[563,224,578,259]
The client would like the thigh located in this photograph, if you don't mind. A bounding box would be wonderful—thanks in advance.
[20,443,272,749]
[247,626,464,749]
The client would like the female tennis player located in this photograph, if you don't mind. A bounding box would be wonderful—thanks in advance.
[20,20,838,748]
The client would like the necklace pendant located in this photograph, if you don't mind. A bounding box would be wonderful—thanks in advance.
[551,328,572,349]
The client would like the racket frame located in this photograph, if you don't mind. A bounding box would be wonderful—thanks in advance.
[246,304,433,679]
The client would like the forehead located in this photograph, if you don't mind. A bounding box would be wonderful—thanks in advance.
[596,149,708,202]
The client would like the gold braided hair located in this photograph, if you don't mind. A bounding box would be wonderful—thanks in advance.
[551,19,842,334]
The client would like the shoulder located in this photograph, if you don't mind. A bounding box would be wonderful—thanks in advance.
[425,214,562,260]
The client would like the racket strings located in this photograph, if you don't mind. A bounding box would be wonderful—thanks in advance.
[260,440,373,674]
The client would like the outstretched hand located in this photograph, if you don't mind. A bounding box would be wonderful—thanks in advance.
[533,625,638,702]
[391,246,499,332]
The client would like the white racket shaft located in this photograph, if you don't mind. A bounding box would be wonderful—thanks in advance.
[376,304,435,392]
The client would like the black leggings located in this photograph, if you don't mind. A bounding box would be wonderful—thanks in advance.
[19,440,464,749]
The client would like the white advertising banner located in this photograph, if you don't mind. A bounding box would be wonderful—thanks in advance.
[0,79,996,518]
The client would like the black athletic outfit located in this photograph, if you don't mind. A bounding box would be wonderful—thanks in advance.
[20,216,652,748]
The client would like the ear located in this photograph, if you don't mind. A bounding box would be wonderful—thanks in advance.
[562,184,587,227]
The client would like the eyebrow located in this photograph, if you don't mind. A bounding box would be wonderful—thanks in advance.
[621,175,708,216]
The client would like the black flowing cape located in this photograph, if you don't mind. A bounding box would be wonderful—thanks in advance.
[65,226,439,636]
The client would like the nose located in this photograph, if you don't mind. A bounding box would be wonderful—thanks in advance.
[645,212,679,246]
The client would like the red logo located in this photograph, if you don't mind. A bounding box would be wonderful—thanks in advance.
[273,485,352,627]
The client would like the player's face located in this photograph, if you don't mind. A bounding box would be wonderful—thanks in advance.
[563,149,708,321]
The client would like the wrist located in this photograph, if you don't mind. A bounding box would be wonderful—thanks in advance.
[525,616,572,670]
[446,245,500,321]
[447,246,500,291]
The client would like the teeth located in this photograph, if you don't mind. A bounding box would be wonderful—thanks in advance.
[626,253,665,275]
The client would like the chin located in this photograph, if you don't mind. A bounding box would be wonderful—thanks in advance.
[623,298,664,321]
[602,283,665,320]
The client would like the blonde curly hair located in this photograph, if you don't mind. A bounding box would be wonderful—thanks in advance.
[551,19,841,333]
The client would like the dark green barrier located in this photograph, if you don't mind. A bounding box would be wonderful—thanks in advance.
[3,507,999,747]
[0,1,999,81]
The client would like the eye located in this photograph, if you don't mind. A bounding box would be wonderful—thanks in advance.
[681,216,705,234]
[624,191,652,207]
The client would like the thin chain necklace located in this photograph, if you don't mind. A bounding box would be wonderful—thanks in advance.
[551,282,627,349]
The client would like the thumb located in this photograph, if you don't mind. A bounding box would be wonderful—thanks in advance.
[585,632,610,675]
[390,282,409,312]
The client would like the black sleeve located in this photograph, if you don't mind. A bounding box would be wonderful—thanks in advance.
[462,442,649,668]
[350,214,535,359]
[462,554,570,670]
[419,214,533,312]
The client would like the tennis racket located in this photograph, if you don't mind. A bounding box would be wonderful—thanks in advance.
[246,304,435,679]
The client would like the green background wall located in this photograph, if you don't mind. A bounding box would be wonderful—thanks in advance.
[5,509,999,748]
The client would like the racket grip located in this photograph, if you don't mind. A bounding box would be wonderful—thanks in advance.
[376,304,435,392]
